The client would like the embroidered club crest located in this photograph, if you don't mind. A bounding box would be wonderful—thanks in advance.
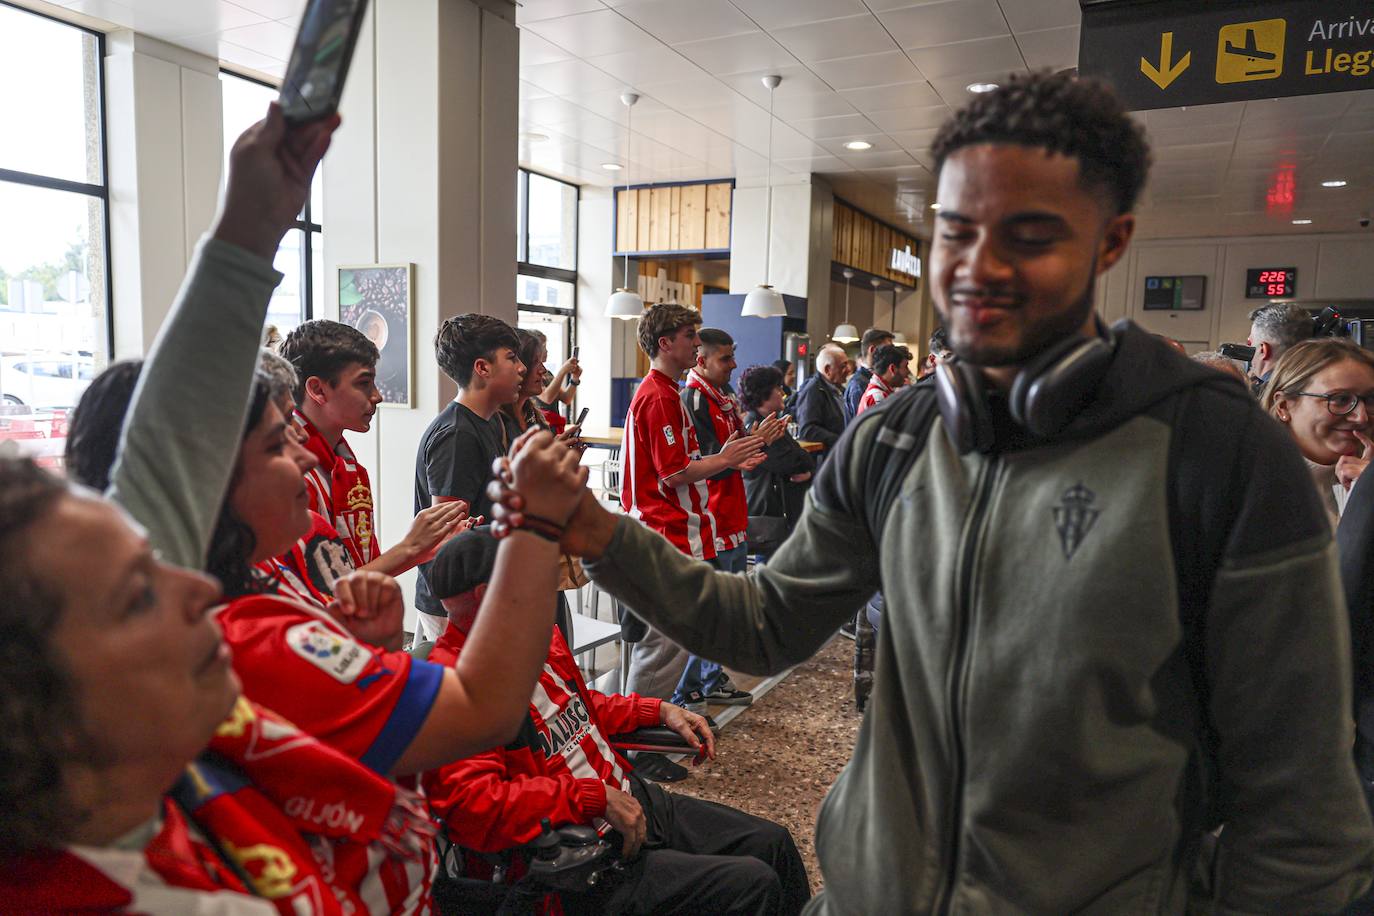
[1053,482,1099,560]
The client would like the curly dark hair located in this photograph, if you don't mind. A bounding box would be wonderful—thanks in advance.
[928,326,950,358]
[931,70,1151,215]
[0,457,92,858]
[739,365,784,412]
[435,314,520,388]
[205,379,273,599]
[637,303,700,359]
[279,319,379,405]
[65,360,143,492]
[872,344,913,376]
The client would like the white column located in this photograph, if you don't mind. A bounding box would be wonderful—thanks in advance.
[321,0,519,622]
[105,32,223,358]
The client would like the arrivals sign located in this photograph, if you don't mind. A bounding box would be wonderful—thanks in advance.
[1079,0,1374,110]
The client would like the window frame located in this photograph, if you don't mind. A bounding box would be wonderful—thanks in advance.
[0,0,113,356]
[516,168,579,357]
[219,67,322,323]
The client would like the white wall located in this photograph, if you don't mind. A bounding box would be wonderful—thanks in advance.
[320,0,519,625]
[105,31,223,358]
[1096,232,1374,349]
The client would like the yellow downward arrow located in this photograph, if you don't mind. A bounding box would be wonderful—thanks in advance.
[1141,31,1191,89]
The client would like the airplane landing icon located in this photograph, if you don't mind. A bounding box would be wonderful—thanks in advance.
[1216,18,1286,84]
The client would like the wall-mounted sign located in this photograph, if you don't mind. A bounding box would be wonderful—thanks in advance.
[1080,0,1374,110]
[889,245,922,278]
[1144,275,1207,311]
[1246,267,1297,299]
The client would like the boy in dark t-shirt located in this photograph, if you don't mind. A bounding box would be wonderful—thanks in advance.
[414,313,524,639]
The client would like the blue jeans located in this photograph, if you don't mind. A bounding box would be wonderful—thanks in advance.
[670,543,747,704]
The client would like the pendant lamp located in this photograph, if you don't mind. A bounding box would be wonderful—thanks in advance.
[890,284,904,343]
[742,75,787,318]
[832,269,859,342]
[606,92,645,319]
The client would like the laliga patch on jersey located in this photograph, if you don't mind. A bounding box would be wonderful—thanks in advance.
[662,425,676,446]
[286,621,371,684]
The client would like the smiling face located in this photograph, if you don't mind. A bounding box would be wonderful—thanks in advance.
[931,144,1134,388]
[32,493,236,818]
[1274,359,1374,465]
[230,401,318,563]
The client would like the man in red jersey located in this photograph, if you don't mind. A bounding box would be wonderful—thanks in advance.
[679,327,786,712]
[620,304,764,728]
[856,343,912,415]
[420,530,810,916]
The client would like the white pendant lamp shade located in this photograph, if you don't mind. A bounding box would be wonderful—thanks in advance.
[742,283,786,318]
[606,92,645,319]
[833,268,857,341]
[607,288,644,319]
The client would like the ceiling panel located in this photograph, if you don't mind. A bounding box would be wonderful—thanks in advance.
[727,0,870,32]
[791,113,879,139]
[867,104,954,132]
[1014,25,1078,72]
[671,31,798,76]
[809,50,925,91]
[585,47,706,86]
[613,0,757,44]
[840,80,944,113]
[772,14,897,63]
[522,8,656,58]
[879,0,1010,50]
[908,35,1025,80]
[515,0,607,25]
[999,0,1080,33]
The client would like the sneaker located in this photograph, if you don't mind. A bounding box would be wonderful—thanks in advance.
[704,675,753,706]
[676,690,709,716]
[632,752,690,783]
[839,619,857,640]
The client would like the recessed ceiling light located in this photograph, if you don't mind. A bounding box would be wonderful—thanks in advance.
[966,82,999,94]
[1322,179,1348,188]
[930,203,940,210]
[601,162,623,171]
[519,132,549,143]
[844,140,873,151]
[1292,218,1313,225]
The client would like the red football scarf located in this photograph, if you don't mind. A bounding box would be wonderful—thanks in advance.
[684,369,744,439]
[4,699,435,915]
[296,411,380,568]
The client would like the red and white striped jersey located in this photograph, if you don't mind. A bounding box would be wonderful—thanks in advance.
[621,369,718,560]
[857,374,895,415]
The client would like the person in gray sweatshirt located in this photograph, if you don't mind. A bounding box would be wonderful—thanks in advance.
[488,71,1374,913]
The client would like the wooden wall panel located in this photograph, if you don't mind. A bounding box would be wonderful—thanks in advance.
[705,183,731,250]
[615,181,732,253]
[680,184,706,249]
[831,199,922,286]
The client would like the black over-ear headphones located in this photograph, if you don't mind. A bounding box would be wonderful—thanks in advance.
[933,332,1115,454]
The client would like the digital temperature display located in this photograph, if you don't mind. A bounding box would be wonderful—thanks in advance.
[1246,267,1296,299]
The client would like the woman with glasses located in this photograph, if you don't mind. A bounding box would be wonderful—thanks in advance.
[1261,338,1374,524]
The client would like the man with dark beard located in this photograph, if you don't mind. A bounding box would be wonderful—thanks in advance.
[493,71,1374,912]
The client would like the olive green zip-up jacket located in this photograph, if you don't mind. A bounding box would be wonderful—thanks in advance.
[585,323,1374,914]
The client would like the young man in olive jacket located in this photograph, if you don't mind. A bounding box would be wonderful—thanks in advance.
[492,72,1374,913]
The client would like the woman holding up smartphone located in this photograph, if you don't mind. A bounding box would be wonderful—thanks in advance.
[503,329,585,451]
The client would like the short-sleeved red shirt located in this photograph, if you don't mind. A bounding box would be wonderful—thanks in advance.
[217,594,443,775]
[621,369,718,560]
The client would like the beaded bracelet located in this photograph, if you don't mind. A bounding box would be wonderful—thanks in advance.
[498,511,565,543]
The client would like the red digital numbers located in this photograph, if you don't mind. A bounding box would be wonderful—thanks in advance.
[1268,282,1284,295]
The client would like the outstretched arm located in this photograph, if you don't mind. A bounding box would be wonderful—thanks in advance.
[107,106,337,569]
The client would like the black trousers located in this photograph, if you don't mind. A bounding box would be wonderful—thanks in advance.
[563,773,811,916]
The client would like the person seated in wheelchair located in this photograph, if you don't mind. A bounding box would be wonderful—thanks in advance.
[420,530,811,916]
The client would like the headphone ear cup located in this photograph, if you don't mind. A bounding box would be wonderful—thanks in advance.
[935,359,995,454]
[1008,336,1114,438]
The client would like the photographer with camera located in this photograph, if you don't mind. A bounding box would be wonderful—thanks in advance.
[1246,303,1315,393]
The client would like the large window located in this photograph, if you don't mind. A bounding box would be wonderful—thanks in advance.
[0,2,109,467]
[516,169,578,315]
[221,71,323,336]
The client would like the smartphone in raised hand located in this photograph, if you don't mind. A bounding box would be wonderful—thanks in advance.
[279,0,371,124]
